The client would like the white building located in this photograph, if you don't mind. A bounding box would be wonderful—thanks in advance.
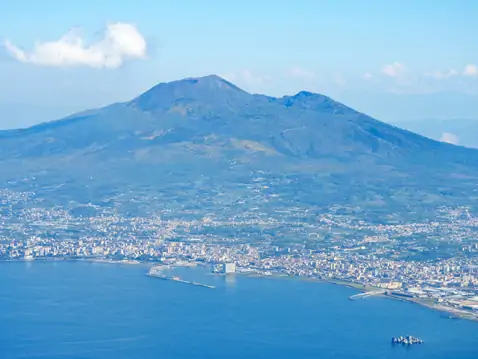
[223,262,236,274]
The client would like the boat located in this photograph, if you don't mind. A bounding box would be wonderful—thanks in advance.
[391,335,424,345]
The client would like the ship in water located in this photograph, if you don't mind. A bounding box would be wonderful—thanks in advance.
[147,267,216,289]
[391,335,424,345]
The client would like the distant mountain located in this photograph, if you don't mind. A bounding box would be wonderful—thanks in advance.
[1,75,478,219]
[393,119,478,149]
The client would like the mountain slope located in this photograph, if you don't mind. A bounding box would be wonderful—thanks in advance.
[0,75,472,162]
[1,75,478,217]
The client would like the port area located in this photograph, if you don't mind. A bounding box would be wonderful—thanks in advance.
[147,266,216,289]
[391,335,424,345]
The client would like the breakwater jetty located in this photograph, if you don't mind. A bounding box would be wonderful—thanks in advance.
[349,290,386,300]
[147,266,216,289]
[391,335,424,345]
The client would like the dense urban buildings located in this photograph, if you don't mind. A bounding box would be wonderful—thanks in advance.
[1,187,477,319]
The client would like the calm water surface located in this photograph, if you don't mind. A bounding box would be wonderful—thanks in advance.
[0,261,477,359]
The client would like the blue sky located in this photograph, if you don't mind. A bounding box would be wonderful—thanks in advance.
[1,0,477,128]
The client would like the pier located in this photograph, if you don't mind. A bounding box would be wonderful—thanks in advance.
[147,266,216,289]
[349,290,385,300]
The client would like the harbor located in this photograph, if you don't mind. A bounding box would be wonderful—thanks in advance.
[147,266,216,289]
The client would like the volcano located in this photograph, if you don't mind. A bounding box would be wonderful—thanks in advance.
[0,75,477,217]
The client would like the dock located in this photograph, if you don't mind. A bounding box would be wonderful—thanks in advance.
[147,267,216,289]
[349,290,385,300]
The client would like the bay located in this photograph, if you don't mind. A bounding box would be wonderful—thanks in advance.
[0,261,477,359]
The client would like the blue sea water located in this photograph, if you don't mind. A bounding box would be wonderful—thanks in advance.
[0,261,477,359]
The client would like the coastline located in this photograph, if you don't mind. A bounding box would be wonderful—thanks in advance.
[2,258,477,322]
[326,278,478,322]
[232,271,478,322]
[390,295,478,322]
[0,257,151,268]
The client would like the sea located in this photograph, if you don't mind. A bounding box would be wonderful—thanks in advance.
[1,261,477,359]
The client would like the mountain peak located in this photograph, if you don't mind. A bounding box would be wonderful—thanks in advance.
[294,90,316,97]
[281,91,359,115]
[130,75,250,112]
[183,74,239,88]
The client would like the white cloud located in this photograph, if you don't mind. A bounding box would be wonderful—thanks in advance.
[362,72,373,80]
[3,22,147,69]
[427,69,458,79]
[440,132,459,145]
[287,66,315,81]
[463,64,478,77]
[381,62,405,77]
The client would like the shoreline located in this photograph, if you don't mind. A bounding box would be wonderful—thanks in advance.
[326,278,478,322]
[229,271,478,322]
[2,258,477,322]
[223,269,478,322]
[388,295,478,322]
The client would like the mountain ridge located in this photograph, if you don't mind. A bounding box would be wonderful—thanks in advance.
[0,74,464,155]
[1,74,478,218]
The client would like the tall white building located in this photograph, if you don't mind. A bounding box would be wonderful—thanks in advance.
[223,262,236,274]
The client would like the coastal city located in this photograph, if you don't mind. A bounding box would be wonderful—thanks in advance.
[1,187,478,320]
[3,1,478,357]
